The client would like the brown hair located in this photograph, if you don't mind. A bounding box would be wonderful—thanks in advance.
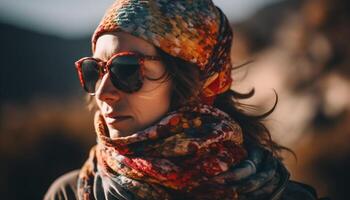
[156,48,202,110]
[157,48,293,159]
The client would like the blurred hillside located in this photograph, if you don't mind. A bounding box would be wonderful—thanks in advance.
[231,0,350,199]
[0,23,95,200]
[0,23,90,102]
[1,0,349,199]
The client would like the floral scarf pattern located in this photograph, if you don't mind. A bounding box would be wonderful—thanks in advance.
[78,104,247,199]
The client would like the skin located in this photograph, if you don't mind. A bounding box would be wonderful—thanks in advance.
[93,32,172,138]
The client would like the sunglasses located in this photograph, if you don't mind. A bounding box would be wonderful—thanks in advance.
[75,52,162,95]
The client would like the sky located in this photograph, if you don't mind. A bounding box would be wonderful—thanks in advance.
[0,0,280,38]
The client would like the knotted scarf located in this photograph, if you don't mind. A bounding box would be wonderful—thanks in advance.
[77,104,288,200]
[78,104,246,199]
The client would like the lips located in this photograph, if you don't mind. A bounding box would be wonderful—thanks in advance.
[104,113,131,124]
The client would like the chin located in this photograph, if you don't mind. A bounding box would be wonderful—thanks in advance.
[107,125,134,138]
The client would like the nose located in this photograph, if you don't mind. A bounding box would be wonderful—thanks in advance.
[95,73,122,103]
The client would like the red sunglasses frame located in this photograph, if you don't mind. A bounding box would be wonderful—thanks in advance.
[75,51,162,95]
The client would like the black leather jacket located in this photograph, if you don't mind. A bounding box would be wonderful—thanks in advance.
[270,163,327,200]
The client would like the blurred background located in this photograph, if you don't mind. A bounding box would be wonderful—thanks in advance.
[0,0,349,199]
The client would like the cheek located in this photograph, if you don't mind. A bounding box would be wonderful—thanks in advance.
[131,81,172,124]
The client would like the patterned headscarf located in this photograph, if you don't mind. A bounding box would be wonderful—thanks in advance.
[92,0,233,105]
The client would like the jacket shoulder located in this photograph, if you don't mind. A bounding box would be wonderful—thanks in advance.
[269,161,324,200]
[279,180,321,200]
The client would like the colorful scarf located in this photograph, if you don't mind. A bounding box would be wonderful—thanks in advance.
[91,0,233,105]
[77,104,288,200]
[78,104,246,199]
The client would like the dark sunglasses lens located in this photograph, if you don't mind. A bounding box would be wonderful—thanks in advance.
[81,60,99,93]
[110,55,143,93]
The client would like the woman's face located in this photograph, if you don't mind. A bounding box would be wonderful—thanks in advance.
[93,32,172,138]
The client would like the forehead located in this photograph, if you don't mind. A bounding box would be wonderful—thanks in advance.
[93,32,158,60]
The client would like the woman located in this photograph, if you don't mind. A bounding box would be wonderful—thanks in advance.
[45,0,322,199]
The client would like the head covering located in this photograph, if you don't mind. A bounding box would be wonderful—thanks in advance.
[92,0,233,105]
